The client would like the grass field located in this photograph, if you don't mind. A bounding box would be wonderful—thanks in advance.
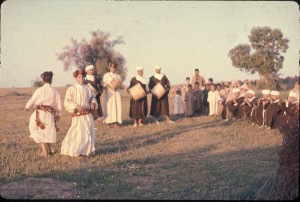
[0,86,284,199]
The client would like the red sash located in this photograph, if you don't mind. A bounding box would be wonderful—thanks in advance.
[34,104,59,132]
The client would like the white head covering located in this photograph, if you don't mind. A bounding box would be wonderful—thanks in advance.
[262,89,271,95]
[240,83,249,90]
[270,91,280,96]
[233,88,240,93]
[154,65,161,70]
[85,65,94,71]
[288,91,297,98]
[136,66,143,71]
[246,90,255,95]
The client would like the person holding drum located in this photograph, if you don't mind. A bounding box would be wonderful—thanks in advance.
[102,63,125,128]
[148,65,174,124]
[85,64,103,121]
[127,66,149,127]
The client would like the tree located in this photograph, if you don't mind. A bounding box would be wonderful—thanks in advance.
[31,77,44,87]
[228,27,289,86]
[57,30,127,81]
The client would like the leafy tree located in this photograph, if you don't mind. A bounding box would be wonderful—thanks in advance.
[57,30,127,80]
[228,27,289,85]
[31,77,44,87]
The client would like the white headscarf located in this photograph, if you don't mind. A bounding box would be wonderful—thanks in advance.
[136,74,147,85]
[153,65,164,80]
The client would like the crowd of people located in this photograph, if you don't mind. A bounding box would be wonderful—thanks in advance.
[25,66,299,157]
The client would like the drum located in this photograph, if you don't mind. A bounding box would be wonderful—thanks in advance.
[109,77,122,91]
[129,83,146,101]
[151,83,166,99]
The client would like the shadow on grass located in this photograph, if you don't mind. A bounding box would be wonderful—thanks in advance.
[112,145,281,200]
[94,119,224,155]
[0,144,281,200]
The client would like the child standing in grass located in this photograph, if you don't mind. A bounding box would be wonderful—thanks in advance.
[193,82,203,114]
[185,84,194,117]
[173,89,184,116]
[202,84,210,116]
[25,71,62,157]
[207,83,222,116]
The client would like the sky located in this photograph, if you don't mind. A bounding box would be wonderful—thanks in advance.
[1,0,299,88]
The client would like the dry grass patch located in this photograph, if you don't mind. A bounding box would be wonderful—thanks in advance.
[0,87,284,199]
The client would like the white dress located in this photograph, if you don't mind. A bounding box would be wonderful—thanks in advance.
[102,72,123,124]
[25,83,62,143]
[61,83,98,157]
[207,90,222,116]
[173,94,184,115]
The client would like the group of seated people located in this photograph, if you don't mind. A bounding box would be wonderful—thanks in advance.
[222,87,299,130]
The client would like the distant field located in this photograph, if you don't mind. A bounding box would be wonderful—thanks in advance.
[0,86,284,199]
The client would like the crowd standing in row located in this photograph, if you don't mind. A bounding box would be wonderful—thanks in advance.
[25,66,299,157]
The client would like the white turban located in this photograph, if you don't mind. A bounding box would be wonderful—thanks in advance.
[154,65,161,70]
[136,66,143,71]
[85,65,94,71]
[246,90,255,95]
[262,89,271,95]
[233,88,240,93]
[240,83,249,90]
[288,91,297,98]
[270,91,280,96]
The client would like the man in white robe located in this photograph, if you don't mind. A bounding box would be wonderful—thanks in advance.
[25,71,62,157]
[61,69,98,157]
[102,63,125,128]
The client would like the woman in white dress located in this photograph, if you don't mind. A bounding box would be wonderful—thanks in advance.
[25,71,62,157]
[102,63,125,128]
[61,69,98,157]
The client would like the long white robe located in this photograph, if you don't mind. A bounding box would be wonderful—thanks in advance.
[207,90,222,116]
[102,72,122,124]
[61,83,98,157]
[25,83,62,143]
[173,94,184,115]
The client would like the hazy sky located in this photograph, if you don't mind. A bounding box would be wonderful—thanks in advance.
[1,0,299,88]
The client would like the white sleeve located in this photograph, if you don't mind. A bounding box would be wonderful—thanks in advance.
[25,89,39,109]
[64,87,77,113]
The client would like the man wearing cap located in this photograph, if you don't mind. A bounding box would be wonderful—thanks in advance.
[85,64,103,120]
[148,65,174,124]
[191,68,205,89]
[227,88,245,119]
[264,90,284,129]
[102,63,125,128]
[239,83,249,97]
[275,90,299,129]
[128,66,149,127]
[237,89,258,119]
[251,89,271,127]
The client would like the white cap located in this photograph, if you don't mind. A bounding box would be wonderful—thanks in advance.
[136,66,143,71]
[288,91,297,98]
[240,83,249,90]
[246,90,255,95]
[154,65,161,70]
[233,88,240,93]
[262,89,271,95]
[85,65,94,71]
[270,91,280,96]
